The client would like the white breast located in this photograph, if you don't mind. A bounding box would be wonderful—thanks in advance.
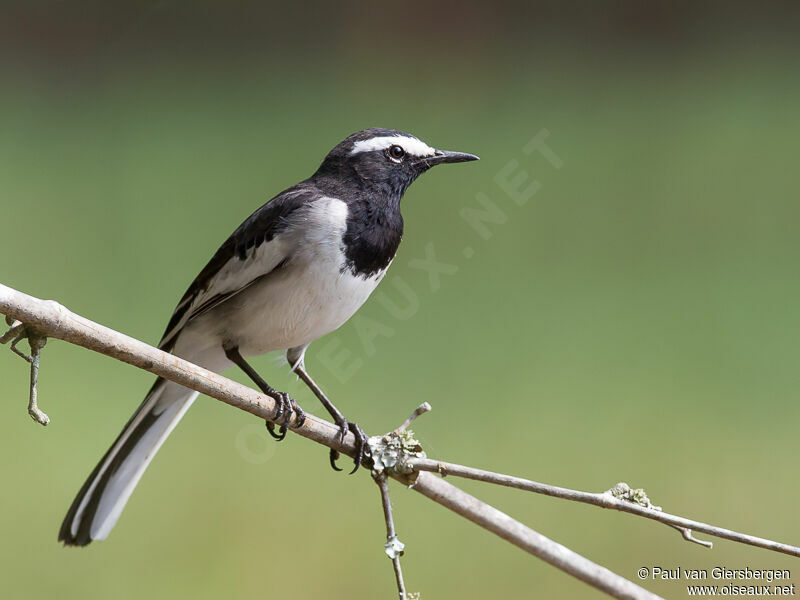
[185,197,388,357]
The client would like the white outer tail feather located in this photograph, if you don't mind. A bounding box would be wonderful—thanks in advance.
[92,386,198,540]
[62,381,199,544]
[60,340,231,545]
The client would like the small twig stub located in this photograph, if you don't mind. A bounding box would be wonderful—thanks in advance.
[395,402,432,433]
[608,482,711,548]
[2,318,50,426]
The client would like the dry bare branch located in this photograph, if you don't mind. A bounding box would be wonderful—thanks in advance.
[0,281,709,600]
[406,459,800,557]
[373,471,408,599]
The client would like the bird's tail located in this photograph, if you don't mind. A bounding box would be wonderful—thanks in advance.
[58,378,198,546]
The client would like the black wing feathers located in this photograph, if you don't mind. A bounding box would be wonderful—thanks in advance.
[158,185,311,351]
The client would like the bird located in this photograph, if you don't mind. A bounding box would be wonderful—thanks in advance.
[58,127,478,546]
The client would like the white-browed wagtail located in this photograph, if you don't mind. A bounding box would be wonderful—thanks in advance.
[59,128,478,546]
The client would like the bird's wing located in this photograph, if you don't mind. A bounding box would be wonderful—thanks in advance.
[158,185,312,351]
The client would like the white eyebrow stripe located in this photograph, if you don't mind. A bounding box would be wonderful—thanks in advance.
[349,135,436,157]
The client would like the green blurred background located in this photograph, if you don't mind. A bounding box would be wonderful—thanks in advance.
[2,2,799,598]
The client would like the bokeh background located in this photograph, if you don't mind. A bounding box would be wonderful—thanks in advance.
[2,1,799,598]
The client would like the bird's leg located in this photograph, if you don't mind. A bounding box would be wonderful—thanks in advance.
[223,346,305,441]
[293,365,368,474]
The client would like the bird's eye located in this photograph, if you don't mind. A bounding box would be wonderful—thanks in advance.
[388,145,405,160]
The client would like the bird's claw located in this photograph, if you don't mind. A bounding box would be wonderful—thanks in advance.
[265,391,303,442]
[329,449,343,471]
[265,420,284,440]
[290,397,306,428]
[329,419,369,474]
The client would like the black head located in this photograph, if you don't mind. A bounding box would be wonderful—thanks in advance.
[312,128,478,202]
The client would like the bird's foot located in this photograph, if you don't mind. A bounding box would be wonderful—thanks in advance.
[290,397,306,428]
[329,419,369,474]
[265,391,304,441]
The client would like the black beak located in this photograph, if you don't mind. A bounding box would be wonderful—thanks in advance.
[422,149,480,167]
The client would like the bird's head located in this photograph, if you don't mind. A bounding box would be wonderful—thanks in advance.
[313,128,478,201]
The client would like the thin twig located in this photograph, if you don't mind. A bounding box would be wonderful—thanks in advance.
[2,318,50,425]
[407,458,800,557]
[609,483,713,548]
[1,316,23,344]
[26,332,49,425]
[373,471,408,600]
[394,402,432,433]
[671,525,713,549]
[411,473,661,599]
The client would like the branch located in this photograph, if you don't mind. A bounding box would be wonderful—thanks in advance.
[2,316,50,425]
[394,402,431,433]
[407,460,800,557]
[373,471,408,600]
[0,282,669,599]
